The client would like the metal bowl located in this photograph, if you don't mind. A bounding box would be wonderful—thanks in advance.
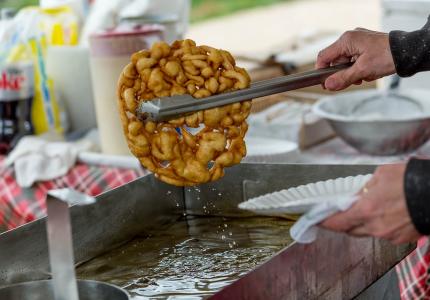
[0,280,129,300]
[313,89,430,156]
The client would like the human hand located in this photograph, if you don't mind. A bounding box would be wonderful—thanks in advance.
[320,163,421,245]
[316,28,396,91]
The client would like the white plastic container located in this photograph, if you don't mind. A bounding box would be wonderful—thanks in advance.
[46,46,96,132]
[382,0,430,89]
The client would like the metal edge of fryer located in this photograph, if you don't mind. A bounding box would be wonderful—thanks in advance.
[183,163,414,299]
[0,163,415,300]
[0,174,185,285]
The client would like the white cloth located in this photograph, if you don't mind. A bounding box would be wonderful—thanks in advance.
[5,133,95,188]
[290,195,358,243]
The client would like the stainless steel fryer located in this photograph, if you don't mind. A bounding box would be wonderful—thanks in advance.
[0,163,414,299]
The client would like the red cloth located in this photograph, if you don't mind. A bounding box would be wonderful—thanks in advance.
[397,237,430,299]
[0,158,147,232]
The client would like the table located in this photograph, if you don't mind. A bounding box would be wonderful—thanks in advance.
[0,158,147,233]
[1,140,429,300]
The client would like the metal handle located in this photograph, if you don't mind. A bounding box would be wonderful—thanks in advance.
[138,62,353,121]
[46,196,80,300]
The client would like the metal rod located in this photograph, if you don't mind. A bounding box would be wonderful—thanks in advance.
[46,196,79,300]
[138,62,352,121]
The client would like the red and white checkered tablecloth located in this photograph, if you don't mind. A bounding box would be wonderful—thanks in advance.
[0,157,147,232]
[0,152,429,299]
[397,237,430,299]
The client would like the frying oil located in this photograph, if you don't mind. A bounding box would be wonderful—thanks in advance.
[77,216,293,299]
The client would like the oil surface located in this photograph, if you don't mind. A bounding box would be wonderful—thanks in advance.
[77,216,293,299]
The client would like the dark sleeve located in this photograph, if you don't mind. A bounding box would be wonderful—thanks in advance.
[404,158,430,235]
[389,17,430,77]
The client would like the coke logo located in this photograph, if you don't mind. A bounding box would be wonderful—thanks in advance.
[0,71,25,91]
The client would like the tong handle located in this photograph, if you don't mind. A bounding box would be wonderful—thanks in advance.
[139,62,353,121]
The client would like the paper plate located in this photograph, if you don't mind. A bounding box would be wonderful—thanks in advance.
[238,174,372,216]
[243,137,298,163]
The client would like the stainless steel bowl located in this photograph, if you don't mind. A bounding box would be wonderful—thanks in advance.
[313,89,430,156]
[0,280,129,300]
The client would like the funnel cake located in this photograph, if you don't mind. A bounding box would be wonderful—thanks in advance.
[117,40,252,186]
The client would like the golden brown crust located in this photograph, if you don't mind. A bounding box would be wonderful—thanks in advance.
[117,39,252,186]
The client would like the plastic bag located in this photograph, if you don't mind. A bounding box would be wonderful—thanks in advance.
[0,7,74,135]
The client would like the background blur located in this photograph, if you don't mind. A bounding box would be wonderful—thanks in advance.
[0,0,427,156]
[1,0,294,22]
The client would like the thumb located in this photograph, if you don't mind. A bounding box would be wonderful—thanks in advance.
[324,62,365,91]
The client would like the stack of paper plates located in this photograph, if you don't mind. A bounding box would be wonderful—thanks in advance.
[239,174,372,217]
[244,137,298,163]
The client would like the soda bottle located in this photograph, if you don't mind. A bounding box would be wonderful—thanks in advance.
[0,62,34,154]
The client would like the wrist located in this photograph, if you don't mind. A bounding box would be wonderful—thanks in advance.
[390,29,430,77]
[381,34,396,76]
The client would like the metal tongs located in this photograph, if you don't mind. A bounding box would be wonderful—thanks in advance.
[137,62,353,121]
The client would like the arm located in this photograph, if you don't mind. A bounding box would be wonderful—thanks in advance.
[316,20,430,243]
[390,17,430,77]
[405,158,430,235]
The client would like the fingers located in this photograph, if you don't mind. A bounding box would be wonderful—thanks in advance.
[324,58,367,91]
[347,224,370,237]
[357,175,377,197]
[320,202,363,232]
[316,39,345,69]
[334,219,421,244]
[316,30,359,69]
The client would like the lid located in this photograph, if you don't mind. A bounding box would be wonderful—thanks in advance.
[90,24,163,39]
[119,14,178,25]
[89,24,163,57]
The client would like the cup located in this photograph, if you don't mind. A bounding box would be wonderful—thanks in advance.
[89,25,163,155]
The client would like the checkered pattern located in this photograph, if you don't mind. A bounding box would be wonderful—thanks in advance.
[0,157,147,232]
[397,237,430,299]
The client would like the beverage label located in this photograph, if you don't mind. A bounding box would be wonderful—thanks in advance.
[0,62,34,101]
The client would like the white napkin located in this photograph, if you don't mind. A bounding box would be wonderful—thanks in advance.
[5,133,95,188]
[290,195,359,243]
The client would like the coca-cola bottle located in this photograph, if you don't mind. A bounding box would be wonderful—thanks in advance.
[0,62,34,154]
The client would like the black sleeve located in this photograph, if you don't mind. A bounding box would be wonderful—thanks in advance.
[404,158,430,235]
[389,16,430,77]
